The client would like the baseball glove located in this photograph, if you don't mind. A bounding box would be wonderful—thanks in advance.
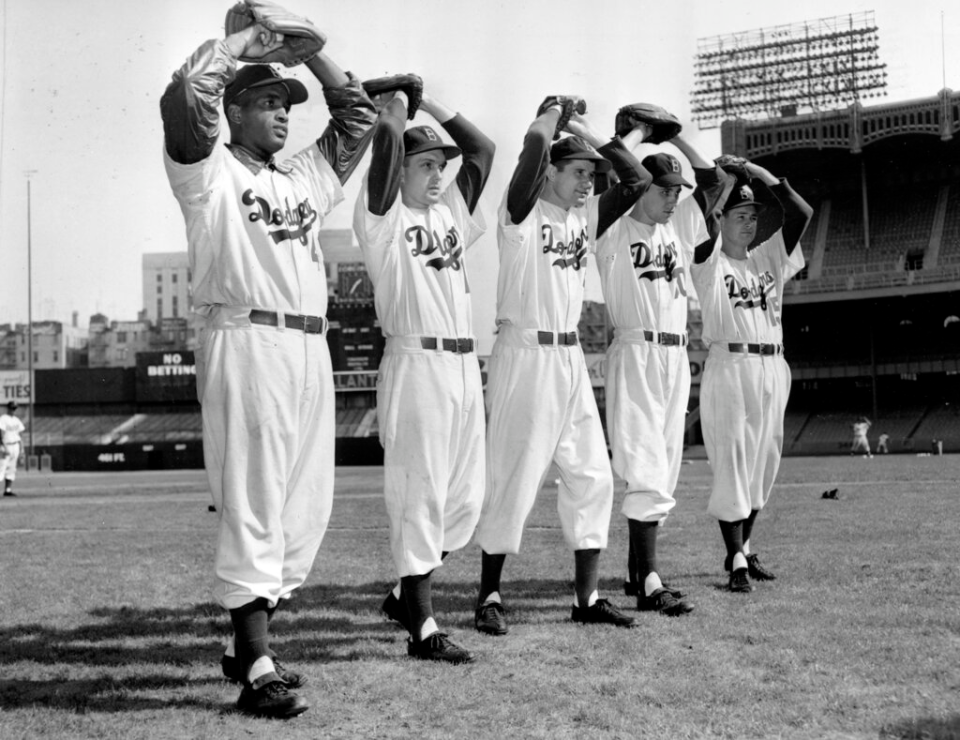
[537,96,587,141]
[224,0,326,67]
[614,103,682,143]
[714,154,751,181]
[362,74,423,120]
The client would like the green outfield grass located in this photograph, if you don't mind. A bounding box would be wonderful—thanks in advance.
[1,455,959,740]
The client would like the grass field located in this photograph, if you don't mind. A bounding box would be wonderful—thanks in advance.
[1,454,959,740]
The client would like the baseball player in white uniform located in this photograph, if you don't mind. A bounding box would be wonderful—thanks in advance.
[354,88,495,664]
[851,418,873,456]
[161,19,376,717]
[596,125,728,616]
[0,401,25,496]
[690,158,813,593]
[473,99,649,636]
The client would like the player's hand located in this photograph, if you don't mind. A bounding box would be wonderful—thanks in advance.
[235,23,286,60]
[633,122,654,141]
[563,111,592,138]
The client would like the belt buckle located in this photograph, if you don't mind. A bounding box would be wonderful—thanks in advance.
[303,315,322,333]
[662,333,677,346]
[456,337,472,354]
[760,344,773,356]
[566,332,577,346]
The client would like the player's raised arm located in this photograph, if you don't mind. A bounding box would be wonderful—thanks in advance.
[418,93,496,216]
[305,52,377,185]
[564,112,650,238]
[365,92,409,216]
[746,162,814,255]
[505,104,561,225]
[669,133,733,219]
[161,25,284,165]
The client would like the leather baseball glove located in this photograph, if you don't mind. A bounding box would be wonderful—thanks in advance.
[614,103,682,143]
[537,96,587,141]
[714,154,751,181]
[362,74,423,120]
[225,0,326,67]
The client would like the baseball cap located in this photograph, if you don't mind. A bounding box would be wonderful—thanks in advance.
[549,136,612,173]
[6,401,18,410]
[723,180,766,213]
[403,126,462,160]
[223,65,309,111]
[642,153,692,189]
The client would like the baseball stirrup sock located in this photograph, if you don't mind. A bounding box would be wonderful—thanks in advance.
[574,549,601,607]
[479,551,507,605]
[401,571,434,640]
[718,519,746,560]
[742,509,760,553]
[628,519,659,585]
[229,597,271,677]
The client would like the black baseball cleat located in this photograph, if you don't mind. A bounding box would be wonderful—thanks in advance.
[381,591,411,632]
[407,632,475,664]
[637,588,695,616]
[236,673,309,719]
[623,580,684,599]
[475,601,508,636]
[3,492,15,497]
[746,553,777,581]
[222,654,306,688]
[571,599,637,628]
[728,568,753,593]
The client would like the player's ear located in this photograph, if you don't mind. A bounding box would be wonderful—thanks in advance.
[226,103,243,125]
[546,163,558,182]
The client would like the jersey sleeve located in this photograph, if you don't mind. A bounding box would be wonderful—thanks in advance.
[505,120,552,225]
[594,137,650,239]
[286,143,346,219]
[442,114,495,215]
[160,39,233,166]
[353,176,402,283]
[315,74,377,186]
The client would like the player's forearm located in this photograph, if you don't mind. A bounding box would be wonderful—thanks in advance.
[772,179,814,255]
[366,105,406,216]
[506,123,552,224]
[670,134,712,170]
[443,115,496,215]
[595,138,650,237]
[315,73,378,185]
[160,39,232,165]
[692,165,732,219]
[305,52,350,89]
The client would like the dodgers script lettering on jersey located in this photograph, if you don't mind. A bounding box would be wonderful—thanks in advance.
[542,224,588,270]
[407,223,463,271]
[631,239,688,298]
[242,189,321,262]
[724,269,780,324]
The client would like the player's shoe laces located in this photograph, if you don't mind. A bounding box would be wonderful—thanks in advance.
[746,554,776,581]
[475,601,508,636]
[728,568,753,593]
[637,587,695,616]
[236,673,309,719]
[407,632,475,664]
[221,654,306,688]
[623,580,684,599]
[571,598,637,628]
[381,591,411,632]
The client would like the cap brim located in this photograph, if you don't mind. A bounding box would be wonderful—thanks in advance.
[228,78,309,108]
[653,174,693,189]
[555,155,612,174]
[407,143,462,160]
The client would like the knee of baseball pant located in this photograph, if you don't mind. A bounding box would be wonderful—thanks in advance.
[621,490,675,522]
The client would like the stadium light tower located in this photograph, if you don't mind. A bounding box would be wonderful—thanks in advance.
[25,169,37,461]
[691,11,888,129]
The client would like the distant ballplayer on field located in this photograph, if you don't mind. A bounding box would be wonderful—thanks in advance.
[851,417,873,457]
[353,83,495,664]
[596,103,730,616]
[690,155,813,593]
[0,401,25,497]
[473,97,650,636]
[161,0,376,718]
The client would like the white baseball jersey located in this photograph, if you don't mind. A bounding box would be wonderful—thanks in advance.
[354,174,487,578]
[0,412,25,482]
[692,202,806,522]
[478,192,614,555]
[596,192,706,522]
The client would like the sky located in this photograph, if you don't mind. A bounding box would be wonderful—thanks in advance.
[0,0,956,353]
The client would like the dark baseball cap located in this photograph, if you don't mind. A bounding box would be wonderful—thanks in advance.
[223,65,309,111]
[723,180,766,213]
[549,136,612,173]
[402,126,462,160]
[642,153,692,189]
[6,401,18,410]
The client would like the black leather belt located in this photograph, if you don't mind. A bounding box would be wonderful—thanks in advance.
[728,342,783,356]
[537,330,578,346]
[643,330,687,347]
[249,309,328,334]
[420,337,475,354]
